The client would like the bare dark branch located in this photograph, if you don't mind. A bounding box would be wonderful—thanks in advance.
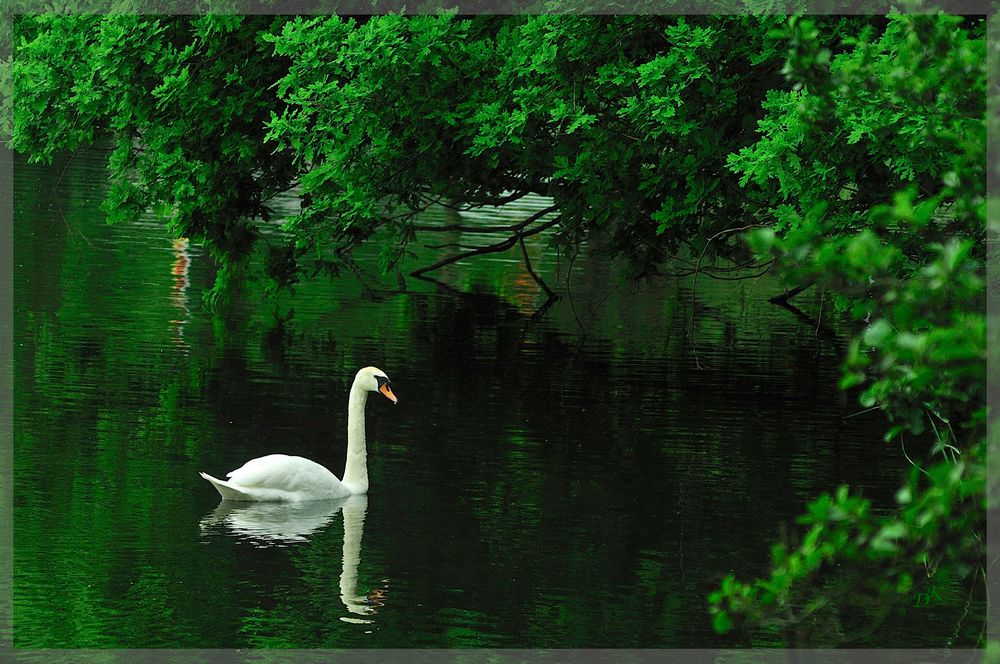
[410,214,562,278]
[769,281,816,305]
[519,236,557,301]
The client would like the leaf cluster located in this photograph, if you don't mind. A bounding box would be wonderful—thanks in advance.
[13,14,301,303]
[710,444,984,643]
[711,13,986,644]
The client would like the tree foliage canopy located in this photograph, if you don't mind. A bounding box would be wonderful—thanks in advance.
[12,13,799,290]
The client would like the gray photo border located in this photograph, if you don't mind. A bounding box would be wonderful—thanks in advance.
[1,1,993,662]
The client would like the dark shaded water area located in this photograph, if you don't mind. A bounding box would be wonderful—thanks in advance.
[12,147,982,648]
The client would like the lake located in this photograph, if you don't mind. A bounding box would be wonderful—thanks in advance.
[11,147,982,649]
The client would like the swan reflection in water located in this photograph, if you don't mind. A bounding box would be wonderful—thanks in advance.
[200,494,387,620]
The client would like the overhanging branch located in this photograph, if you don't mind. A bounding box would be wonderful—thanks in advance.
[410,214,561,278]
[769,281,816,305]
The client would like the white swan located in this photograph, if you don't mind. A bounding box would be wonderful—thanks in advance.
[199,366,397,501]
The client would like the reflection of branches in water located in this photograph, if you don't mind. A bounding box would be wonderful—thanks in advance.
[675,225,772,370]
[517,294,557,350]
[411,203,558,237]
[412,246,559,326]
[410,272,464,296]
[770,299,839,342]
[339,253,380,300]
[262,308,295,366]
[565,244,584,335]
[686,224,769,339]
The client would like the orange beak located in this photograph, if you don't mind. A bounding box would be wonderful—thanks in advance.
[379,383,398,404]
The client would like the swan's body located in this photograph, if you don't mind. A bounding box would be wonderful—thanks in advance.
[200,454,349,501]
[200,367,396,502]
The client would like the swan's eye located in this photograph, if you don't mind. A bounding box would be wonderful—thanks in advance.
[375,375,390,388]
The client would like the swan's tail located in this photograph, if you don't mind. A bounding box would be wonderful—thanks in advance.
[200,472,256,501]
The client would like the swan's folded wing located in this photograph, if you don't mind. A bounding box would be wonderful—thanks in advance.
[226,454,340,492]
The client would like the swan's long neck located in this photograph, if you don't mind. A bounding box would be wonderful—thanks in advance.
[341,380,369,494]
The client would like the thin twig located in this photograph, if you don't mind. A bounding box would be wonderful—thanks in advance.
[900,434,931,479]
[519,236,557,301]
[566,245,584,335]
[843,405,881,420]
[696,265,775,281]
[748,259,775,297]
[927,406,959,448]
[584,288,614,331]
[974,565,988,649]
[816,289,825,337]
[54,143,82,190]
[55,198,94,248]
[49,145,95,248]
[925,409,961,462]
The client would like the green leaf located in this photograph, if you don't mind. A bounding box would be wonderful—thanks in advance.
[712,611,733,634]
[863,319,893,347]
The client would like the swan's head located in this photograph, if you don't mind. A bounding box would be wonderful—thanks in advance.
[356,366,397,404]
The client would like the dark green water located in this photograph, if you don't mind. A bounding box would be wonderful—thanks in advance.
[12,148,982,648]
